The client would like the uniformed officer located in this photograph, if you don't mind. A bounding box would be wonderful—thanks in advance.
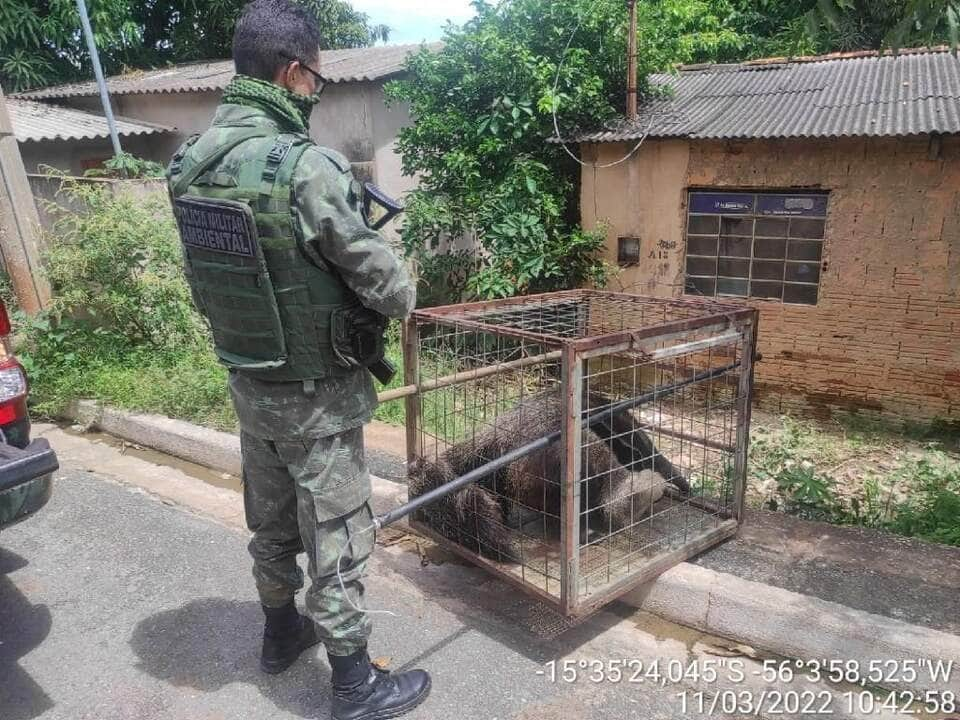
[166,1,430,718]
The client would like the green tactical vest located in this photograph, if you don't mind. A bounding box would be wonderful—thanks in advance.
[167,125,378,382]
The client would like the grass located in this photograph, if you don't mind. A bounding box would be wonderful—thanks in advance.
[26,329,410,433]
[27,344,238,432]
[747,409,960,543]
[372,332,407,425]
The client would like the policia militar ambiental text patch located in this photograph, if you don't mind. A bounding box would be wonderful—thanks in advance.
[173,196,259,258]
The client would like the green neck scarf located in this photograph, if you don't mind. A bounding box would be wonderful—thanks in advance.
[221,74,318,133]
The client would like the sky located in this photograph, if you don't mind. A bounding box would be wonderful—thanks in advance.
[350,0,476,43]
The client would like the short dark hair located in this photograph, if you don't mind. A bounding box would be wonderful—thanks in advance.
[232,0,321,80]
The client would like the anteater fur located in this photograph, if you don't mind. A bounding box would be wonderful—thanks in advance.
[408,390,688,558]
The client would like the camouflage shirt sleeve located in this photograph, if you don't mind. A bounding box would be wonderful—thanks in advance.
[291,145,416,318]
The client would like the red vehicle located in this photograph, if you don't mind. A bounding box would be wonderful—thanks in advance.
[0,299,58,530]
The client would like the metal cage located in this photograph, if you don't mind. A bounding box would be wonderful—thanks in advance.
[403,290,758,618]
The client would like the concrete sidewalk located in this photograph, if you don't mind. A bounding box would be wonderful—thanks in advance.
[2,430,920,720]
[694,508,960,636]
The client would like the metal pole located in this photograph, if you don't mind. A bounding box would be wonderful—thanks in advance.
[626,0,638,120]
[732,314,758,523]
[559,344,583,615]
[401,317,420,464]
[75,0,123,157]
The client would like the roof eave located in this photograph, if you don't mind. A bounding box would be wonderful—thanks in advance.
[573,130,958,143]
[17,126,174,143]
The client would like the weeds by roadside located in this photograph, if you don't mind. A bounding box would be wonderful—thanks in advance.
[749,413,960,545]
[23,340,238,432]
[10,178,233,428]
[371,322,406,426]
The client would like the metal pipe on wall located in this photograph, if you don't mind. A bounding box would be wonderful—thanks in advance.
[626,0,638,120]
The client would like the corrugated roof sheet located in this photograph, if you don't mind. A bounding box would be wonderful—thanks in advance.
[320,42,441,83]
[16,43,441,100]
[17,61,235,100]
[8,98,175,142]
[568,47,960,142]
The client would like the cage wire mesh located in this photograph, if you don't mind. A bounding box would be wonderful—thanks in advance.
[405,290,757,617]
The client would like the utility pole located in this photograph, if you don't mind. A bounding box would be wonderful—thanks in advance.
[626,0,638,120]
[0,88,51,314]
[75,0,123,158]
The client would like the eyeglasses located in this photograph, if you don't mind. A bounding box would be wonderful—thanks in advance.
[298,61,325,85]
[282,54,326,86]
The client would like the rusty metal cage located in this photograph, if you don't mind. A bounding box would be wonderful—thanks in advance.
[402,290,758,618]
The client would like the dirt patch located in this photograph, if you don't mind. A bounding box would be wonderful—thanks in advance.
[746,408,960,523]
[365,421,407,458]
[376,524,473,567]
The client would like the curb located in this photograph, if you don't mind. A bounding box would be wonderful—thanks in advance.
[626,564,960,695]
[63,401,960,693]
[71,399,242,475]
[64,400,409,521]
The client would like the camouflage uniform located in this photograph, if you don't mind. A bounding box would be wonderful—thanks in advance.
[170,88,414,657]
[231,372,383,657]
[238,424,375,657]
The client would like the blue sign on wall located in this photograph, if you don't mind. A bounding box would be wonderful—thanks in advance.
[690,192,828,218]
[689,193,755,214]
[757,194,828,217]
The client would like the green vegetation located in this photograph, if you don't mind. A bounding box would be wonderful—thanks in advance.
[4,0,953,92]
[83,153,166,179]
[387,0,754,304]
[24,342,238,432]
[16,178,407,431]
[803,0,960,53]
[370,323,407,427]
[1,0,389,92]
[749,413,960,545]
[724,0,957,58]
[15,178,235,429]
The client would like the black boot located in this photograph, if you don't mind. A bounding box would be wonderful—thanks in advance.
[260,601,320,674]
[329,647,431,720]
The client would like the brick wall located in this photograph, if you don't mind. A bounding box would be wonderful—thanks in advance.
[581,136,960,421]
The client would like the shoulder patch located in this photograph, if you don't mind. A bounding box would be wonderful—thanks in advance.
[316,147,352,174]
[174,196,258,258]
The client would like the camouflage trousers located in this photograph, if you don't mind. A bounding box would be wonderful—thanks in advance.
[240,426,374,656]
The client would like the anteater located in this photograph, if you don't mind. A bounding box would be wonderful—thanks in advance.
[408,390,688,558]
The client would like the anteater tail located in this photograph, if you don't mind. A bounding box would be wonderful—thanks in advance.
[407,456,517,558]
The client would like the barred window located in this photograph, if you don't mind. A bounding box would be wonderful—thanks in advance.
[684,191,828,305]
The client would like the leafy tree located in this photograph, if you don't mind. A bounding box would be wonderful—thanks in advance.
[885,0,960,50]
[1,0,138,91]
[0,0,389,92]
[736,0,954,56]
[133,0,383,69]
[388,0,759,302]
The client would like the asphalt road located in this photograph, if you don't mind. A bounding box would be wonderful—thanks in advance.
[0,433,897,720]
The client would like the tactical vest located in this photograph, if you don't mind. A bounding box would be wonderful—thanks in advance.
[168,126,380,382]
